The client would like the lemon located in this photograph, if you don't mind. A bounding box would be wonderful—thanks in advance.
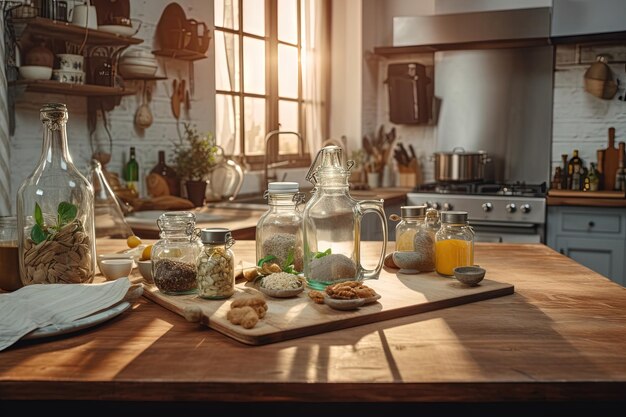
[396,230,417,251]
[141,244,153,261]
[127,235,142,248]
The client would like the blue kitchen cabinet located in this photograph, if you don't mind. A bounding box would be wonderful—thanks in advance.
[547,206,626,286]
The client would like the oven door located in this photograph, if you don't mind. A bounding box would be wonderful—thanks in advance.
[470,220,545,243]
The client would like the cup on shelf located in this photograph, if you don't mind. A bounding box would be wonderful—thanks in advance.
[56,54,84,72]
[69,3,98,30]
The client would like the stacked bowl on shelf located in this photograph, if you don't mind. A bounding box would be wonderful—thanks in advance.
[52,54,86,85]
[118,49,158,79]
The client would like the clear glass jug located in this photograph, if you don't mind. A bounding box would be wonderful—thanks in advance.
[303,145,387,290]
[17,103,96,285]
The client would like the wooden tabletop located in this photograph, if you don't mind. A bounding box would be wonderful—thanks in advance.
[2,240,625,413]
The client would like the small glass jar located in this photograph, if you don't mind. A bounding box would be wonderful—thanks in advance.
[197,227,236,299]
[152,211,201,295]
[393,206,436,273]
[256,182,305,271]
[435,211,474,276]
[0,216,21,291]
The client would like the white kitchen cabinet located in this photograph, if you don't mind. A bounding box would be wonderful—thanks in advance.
[547,206,626,286]
[552,0,626,38]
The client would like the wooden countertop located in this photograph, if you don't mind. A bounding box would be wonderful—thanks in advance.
[547,195,626,207]
[1,240,625,414]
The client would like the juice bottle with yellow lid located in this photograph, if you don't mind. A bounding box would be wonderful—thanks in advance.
[435,211,474,276]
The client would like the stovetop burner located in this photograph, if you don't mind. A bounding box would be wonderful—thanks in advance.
[413,181,547,197]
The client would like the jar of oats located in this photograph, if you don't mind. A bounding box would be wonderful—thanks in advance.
[197,227,235,299]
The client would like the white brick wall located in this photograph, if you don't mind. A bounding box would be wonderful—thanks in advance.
[552,44,626,174]
[8,0,214,212]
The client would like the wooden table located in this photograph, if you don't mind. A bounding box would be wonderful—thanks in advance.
[1,241,625,416]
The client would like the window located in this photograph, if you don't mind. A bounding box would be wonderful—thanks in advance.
[215,0,309,168]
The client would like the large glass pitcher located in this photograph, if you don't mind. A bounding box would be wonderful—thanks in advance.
[303,145,387,290]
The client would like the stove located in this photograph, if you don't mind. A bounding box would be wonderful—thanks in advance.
[407,181,547,243]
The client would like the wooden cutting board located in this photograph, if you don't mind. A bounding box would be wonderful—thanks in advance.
[602,127,619,191]
[143,270,514,345]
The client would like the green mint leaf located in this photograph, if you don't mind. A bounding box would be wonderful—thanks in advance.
[30,223,48,244]
[57,201,77,225]
[314,248,332,259]
[34,203,44,227]
[257,254,277,267]
[282,249,295,270]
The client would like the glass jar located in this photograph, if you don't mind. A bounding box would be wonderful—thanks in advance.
[393,205,436,273]
[303,145,387,290]
[197,228,235,299]
[0,216,21,291]
[152,211,201,295]
[435,211,474,276]
[17,103,96,285]
[256,182,304,272]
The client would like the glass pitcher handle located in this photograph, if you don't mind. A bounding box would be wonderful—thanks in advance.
[356,199,387,281]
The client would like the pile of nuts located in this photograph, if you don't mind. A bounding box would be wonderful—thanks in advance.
[197,246,234,299]
[227,295,268,329]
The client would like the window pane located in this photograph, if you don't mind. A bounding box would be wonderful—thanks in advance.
[243,37,266,94]
[216,94,241,156]
[278,0,297,44]
[278,100,299,154]
[214,0,239,30]
[278,44,298,98]
[244,97,266,156]
[243,0,265,36]
[215,31,240,92]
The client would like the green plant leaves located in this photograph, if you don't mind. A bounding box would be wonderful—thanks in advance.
[30,223,48,244]
[257,254,277,267]
[34,203,44,227]
[30,201,77,244]
[57,201,77,226]
[314,248,332,259]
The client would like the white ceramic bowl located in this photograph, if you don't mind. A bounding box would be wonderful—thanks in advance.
[118,63,158,78]
[99,259,133,281]
[52,69,85,84]
[19,65,52,80]
[137,259,153,282]
[97,253,134,274]
[98,24,139,37]
[56,54,84,71]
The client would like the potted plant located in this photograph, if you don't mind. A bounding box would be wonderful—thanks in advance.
[172,123,219,207]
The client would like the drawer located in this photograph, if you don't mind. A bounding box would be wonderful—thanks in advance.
[562,212,621,235]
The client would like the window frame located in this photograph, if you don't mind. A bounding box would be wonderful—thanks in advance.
[214,0,310,170]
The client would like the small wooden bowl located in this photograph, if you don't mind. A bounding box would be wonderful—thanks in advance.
[453,266,486,286]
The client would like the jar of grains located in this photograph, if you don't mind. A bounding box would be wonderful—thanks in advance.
[151,211,201,295]
[435,211,474,276]
[392,205,436,273]
[256,182,305,272]
[197,227,235,299]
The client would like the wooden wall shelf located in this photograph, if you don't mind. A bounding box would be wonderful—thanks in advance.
[10,17,143,46]
[10,80,137,97]
[152,49,207,61]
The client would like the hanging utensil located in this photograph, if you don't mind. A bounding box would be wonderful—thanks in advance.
[171,79,180,120]
[134,81,153,129]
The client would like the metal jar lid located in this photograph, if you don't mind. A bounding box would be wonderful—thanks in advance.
[268,181,299,194]
[201,227,232,244]
[401,205,427,218]
[440,211,468,224]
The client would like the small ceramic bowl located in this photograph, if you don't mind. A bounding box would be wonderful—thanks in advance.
[137,259,153,282]
[453,266,486,286]
[52,69,85,84]
[97,253,134,274]
[56,53,84,71]
[99,258,133,281]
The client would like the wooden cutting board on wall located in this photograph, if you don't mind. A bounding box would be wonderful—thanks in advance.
[602,127,619,191]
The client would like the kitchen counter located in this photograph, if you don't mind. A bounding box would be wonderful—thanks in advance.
[547,195,626,207]
[1,240,625,415]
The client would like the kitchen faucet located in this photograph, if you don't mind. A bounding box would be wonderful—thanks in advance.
[263,130,304,186]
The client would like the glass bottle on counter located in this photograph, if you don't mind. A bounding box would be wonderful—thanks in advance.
[123,146,139,193]
[567,150,583,190]
[392,205,436,273]
[256,182,305,272]
[197,228,235,299]
[151,211,202,295]
[150,150,180,197]
[587,162,600,192]
[615,142,626,192]
[435,211,474,276]
[16,104,96,285]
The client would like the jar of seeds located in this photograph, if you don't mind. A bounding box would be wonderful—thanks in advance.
[197,227,235,299]
[151,211,201,295]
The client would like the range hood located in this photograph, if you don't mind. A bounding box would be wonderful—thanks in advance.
[392,7,551,50]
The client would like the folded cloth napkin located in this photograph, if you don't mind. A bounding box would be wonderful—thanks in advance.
[0,278,130,351]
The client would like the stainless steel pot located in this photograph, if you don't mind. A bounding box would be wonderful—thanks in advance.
[432,147,490,182]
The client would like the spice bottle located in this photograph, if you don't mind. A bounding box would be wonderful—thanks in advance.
[16,103,96,285]
[197,228,235,299]
[435,211,474,276]
[392,205,436,273]
[256,182,305,272]
[151,211,201,295]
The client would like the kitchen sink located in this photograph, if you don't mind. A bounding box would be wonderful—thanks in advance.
[206,195,268,211]
[125,210,224,224]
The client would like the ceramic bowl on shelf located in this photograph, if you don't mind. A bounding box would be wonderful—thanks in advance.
[118,63,157,78]
[52,69,85,84]
[19,65,52,80]
[56,54,84,72]
[98,19,141,37]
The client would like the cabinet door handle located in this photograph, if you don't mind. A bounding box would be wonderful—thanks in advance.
[588,221,595,228]
[559,248,564,254]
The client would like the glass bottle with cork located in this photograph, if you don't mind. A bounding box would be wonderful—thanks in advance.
[123,146,139,194]
[568,149,584,190]
[615,142,626,192]
[150,150,180,197]
[435,211,474,276]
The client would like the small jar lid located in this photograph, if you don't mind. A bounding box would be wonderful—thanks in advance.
[440,211,468,224]
[201,227,232,244]
[268,182,299,194]
[401,205,426,218]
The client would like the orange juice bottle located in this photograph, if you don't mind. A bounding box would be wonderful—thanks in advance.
[435,211,474,276]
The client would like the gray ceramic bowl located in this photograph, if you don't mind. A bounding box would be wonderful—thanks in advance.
[453,266,486,286]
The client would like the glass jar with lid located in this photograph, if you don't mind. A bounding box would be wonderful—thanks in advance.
[391,206,436,273]
[0,216,21,291]
[152,211,201,295]
[435,211,474,276]
[17,103,96,286]
[197,228,236,299]
[256,182,305,272]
